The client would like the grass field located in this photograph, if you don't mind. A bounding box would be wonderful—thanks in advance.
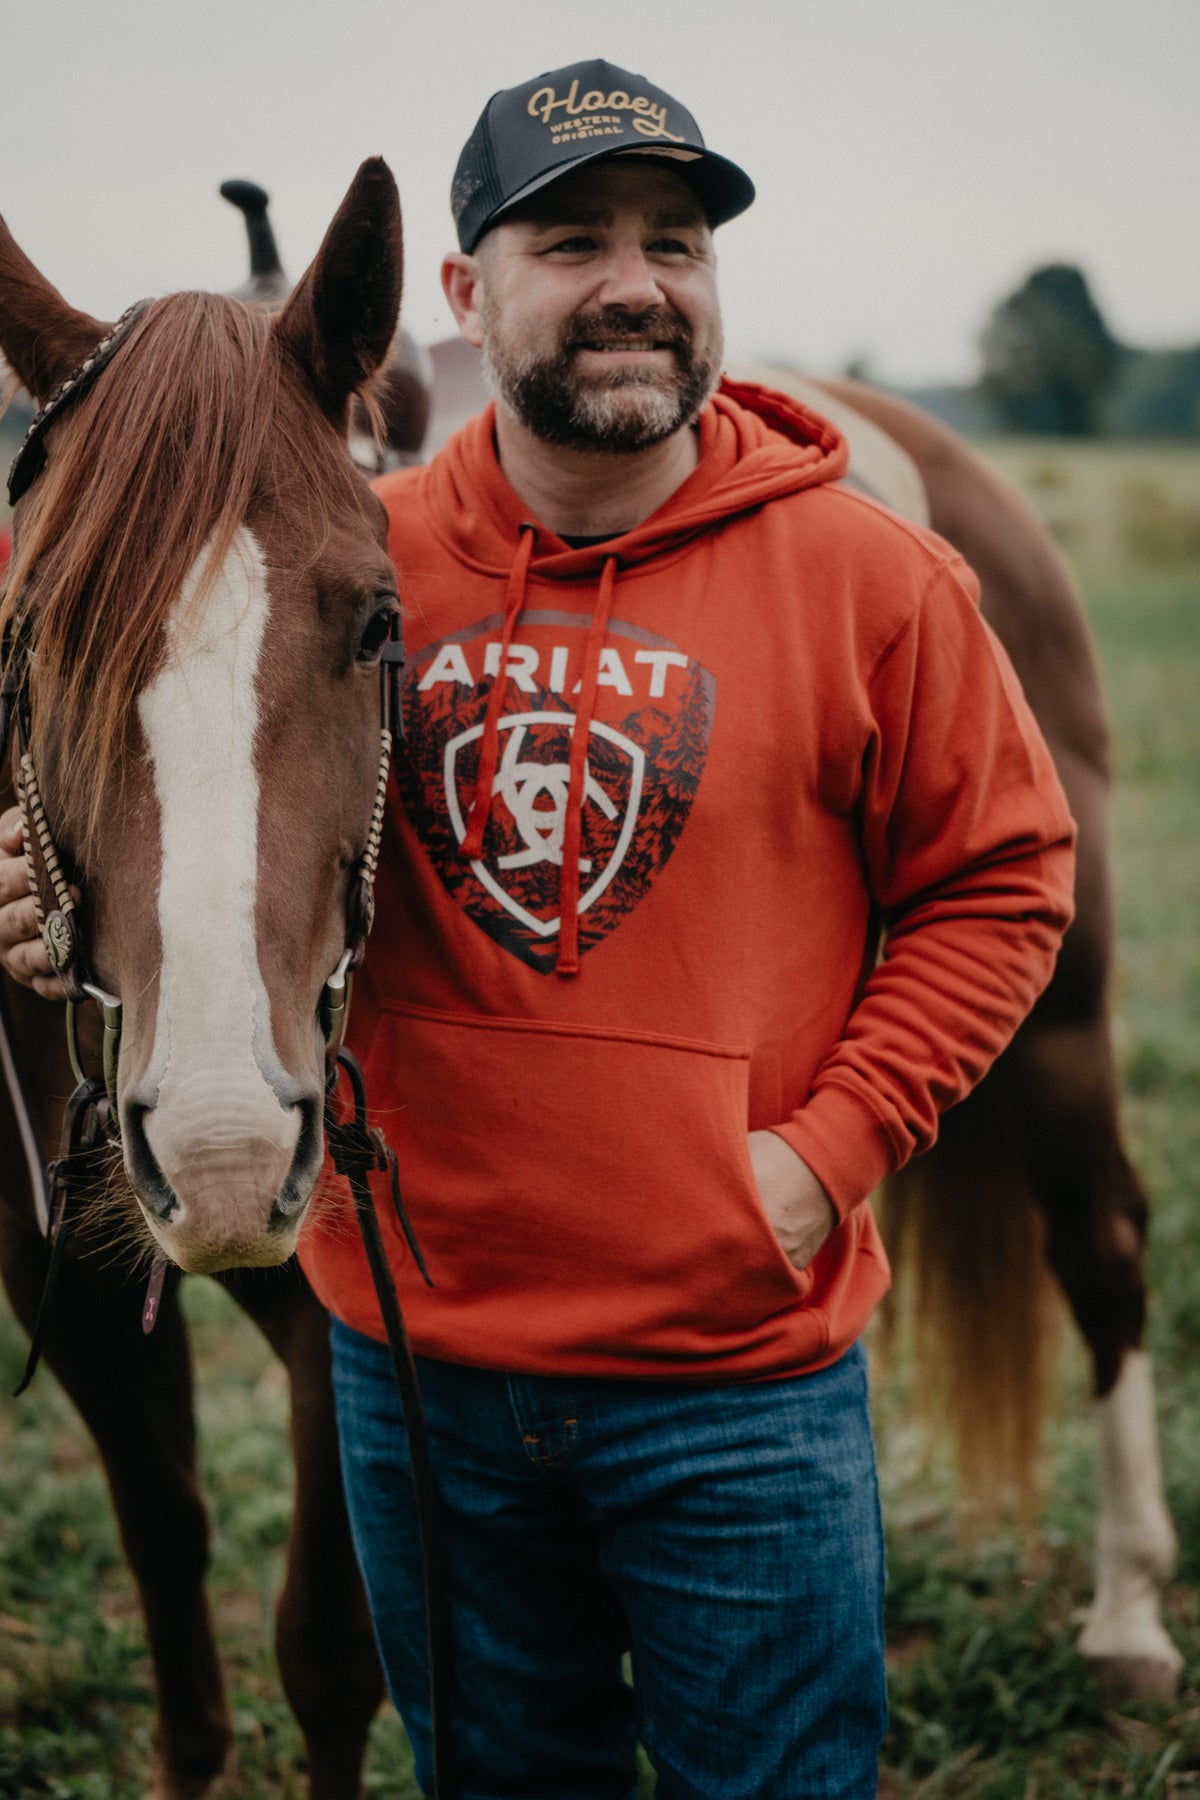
[1,438,1199,1798]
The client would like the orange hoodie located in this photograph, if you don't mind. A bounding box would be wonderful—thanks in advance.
[299,380,1076,1381]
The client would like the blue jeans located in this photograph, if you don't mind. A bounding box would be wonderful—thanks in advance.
[330,1324,886,1799]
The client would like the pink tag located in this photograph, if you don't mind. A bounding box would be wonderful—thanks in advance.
[142,1255,168,1335]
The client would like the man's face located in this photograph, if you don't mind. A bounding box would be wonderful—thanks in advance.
[470,160,723,454]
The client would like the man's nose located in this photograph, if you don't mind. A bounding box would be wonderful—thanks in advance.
[595,245,665,312]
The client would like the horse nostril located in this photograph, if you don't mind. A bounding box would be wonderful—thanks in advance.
[122,1102,181,1222]
[270,1094,323,1227]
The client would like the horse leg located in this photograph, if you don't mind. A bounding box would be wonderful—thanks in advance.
[219,1266,382,1800]
[1004,1014,1181,1698]
[0,1202,232,1799]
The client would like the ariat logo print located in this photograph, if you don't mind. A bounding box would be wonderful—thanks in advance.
[399,612,715,973]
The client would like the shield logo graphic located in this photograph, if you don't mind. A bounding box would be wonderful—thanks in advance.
[398,620,715,972]
[444,712,645,939]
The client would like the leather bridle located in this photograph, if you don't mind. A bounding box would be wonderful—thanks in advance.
[2,313,459,1797]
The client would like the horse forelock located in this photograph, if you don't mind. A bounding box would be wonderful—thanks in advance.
[0,289,364,858]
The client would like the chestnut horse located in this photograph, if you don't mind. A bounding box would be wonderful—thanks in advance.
[0,163,406,1798]
[769,364,1180,1698]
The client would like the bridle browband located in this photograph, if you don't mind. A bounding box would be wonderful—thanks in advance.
[7,302,149,507]
[2,314,459,1796]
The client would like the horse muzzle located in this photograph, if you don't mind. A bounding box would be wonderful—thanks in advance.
[121,1079,325,1273]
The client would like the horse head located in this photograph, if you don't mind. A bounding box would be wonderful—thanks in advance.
[0,160,405,1273]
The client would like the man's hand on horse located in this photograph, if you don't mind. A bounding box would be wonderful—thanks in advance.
[0,806,65,1000]
[748,1130,837,1272]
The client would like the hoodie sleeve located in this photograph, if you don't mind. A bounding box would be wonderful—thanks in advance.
[772,552,1077,1219]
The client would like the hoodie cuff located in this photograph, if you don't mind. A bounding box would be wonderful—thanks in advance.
[770,1082,902,1222]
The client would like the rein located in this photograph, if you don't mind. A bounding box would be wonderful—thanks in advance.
[2,323,459,1798]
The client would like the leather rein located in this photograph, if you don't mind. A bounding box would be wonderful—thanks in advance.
[2,316,459,1797]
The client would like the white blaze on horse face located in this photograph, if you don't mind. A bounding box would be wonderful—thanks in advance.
[133,528,307,1259]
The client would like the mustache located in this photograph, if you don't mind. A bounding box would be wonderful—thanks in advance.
[563,309,693,353]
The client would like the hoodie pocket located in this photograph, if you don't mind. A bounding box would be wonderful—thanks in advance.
[363,1002,814,1360]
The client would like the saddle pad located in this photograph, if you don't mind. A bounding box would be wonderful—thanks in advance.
[727,362,930,528]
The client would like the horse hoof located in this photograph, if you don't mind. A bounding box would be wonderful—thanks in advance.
[1084,1650,1183,1703]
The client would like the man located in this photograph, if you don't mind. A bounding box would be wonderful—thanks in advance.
[301,59,1075,1799]
[0,60,1075,1799]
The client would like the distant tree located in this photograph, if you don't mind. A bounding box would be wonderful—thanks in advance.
[979,264,1122,435]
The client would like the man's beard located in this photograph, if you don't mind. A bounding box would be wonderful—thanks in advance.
[481,304,722,454]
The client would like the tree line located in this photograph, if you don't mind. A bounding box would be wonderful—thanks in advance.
[978,263,1199,438]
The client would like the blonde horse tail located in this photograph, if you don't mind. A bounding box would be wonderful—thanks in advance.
[877,1072,1061,1517]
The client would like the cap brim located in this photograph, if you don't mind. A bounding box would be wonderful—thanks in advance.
[467,141,755,249]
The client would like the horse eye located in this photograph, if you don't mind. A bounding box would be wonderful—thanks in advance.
[357,606,395,664]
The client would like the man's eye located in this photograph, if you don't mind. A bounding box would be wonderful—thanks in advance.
[546,235,597,254]
[649,238,693,256]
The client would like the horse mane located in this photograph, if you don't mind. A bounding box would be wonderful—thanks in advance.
[1,290,362,857]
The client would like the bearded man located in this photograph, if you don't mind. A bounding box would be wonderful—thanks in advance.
[293,59,1077,1799]
[0,58,1076,1800]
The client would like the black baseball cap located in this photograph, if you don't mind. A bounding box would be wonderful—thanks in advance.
[451,58,756,252]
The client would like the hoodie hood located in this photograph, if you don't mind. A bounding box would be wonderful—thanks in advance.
[424,377,849,577]
[414,380,849,974]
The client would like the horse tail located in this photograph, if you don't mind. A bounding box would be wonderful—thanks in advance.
[877,1067,1062,1517]
[219,180,286,283]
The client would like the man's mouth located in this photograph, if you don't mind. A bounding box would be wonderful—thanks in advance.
[566,313,689,360]
[572,338,673,353]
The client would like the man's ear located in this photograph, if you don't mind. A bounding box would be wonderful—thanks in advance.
[442,252,485,351]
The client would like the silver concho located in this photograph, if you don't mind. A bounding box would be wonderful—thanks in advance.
[44,910,75,972]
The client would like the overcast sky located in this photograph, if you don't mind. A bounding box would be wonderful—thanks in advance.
[2,0,1195,386]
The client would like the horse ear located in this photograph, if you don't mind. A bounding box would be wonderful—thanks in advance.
[274,158,404,425]
[0,214,111,401]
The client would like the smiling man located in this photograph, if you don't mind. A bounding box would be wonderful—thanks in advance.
[296,58,1076,1800]
[0,55,1076,1800]
[471,161,723,457]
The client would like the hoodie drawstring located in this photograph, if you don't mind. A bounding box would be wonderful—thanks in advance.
[556,554,618,977]
[461,522,536,861]
[458,530,618,979]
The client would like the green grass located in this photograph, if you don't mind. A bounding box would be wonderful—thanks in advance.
[1,440,1199,1795]
[0,1282,423,1798]
[871,516,1200,1796]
